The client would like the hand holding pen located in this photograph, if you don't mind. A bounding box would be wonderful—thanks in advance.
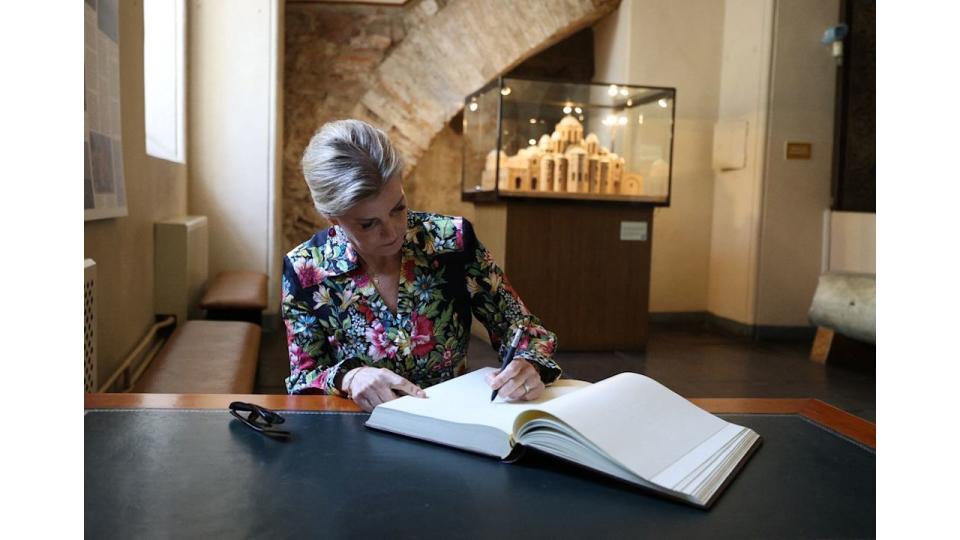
[486,327,545,402]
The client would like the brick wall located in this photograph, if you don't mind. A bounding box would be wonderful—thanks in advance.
[282,0,619,249]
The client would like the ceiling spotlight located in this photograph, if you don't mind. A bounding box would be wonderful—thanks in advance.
[608,85,618,97]
[658,98,669,108]
[563,105,572,114]
[626,99,633,107]
[528,138,537,146]
[501,87,512,96]
[619,88,628,96]
[529,118,537,124]
[579,115,584,121]
[574,107,582,114]
[468,102,478,112]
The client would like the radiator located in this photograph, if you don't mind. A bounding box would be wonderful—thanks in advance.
[84,259,97,392]
[155,215,209,323]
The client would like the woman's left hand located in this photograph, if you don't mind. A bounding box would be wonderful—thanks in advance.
[485,358,545,401]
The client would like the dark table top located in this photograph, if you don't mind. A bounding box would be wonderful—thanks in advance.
[85,404,875,539]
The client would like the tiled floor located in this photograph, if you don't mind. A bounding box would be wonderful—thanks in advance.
[257,323,875,422]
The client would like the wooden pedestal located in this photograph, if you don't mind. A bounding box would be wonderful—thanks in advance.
[473,199,654,351]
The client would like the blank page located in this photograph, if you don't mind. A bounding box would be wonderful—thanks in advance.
[530,373,728,479]
[375,367,589,435]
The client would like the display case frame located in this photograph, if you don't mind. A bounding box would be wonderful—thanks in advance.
[461,76,676,206]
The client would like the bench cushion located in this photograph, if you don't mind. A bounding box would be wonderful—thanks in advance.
[200,271,268,311]
[132,320,260,394]
[808,272,875,344]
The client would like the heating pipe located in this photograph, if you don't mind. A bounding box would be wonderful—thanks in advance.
[97,315,177,393]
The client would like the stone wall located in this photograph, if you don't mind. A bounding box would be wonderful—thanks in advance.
[405,123,476,224]
[284,0,437,247]
[282,0,619,249]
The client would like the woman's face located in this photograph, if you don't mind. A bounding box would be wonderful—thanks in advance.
[329,175,408,260]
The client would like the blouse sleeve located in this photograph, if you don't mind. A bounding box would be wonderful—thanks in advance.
[461,219,562,384]
[282,256,362,396]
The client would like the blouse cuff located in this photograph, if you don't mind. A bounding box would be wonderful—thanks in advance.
[330,357,365,397]
[513,350,562,385]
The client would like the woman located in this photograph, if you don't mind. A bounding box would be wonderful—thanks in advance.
[283,119,561,412]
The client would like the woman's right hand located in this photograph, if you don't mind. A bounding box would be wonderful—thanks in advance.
[341,367,427,412]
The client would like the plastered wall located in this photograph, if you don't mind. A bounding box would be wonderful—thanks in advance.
[84,0,188,388]
[594,0,724,314]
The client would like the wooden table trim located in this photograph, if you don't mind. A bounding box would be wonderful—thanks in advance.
[84,393,362,412]
[85,394,875,449]
[797,399,875,449]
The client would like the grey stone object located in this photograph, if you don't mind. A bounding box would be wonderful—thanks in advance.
[808,272,876,344]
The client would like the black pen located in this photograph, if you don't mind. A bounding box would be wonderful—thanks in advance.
[490,327,524,402]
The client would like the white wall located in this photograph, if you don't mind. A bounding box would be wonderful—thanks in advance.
[755,0,839,326]
[827,211,875,273]
[596,0,843,328]
[706,0,775,325]
[188,0,284,316]
[594,0,725,313]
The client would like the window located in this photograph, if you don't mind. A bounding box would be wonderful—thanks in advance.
[143,0,185,163]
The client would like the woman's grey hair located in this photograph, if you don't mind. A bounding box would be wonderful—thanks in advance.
[301,119,404,217]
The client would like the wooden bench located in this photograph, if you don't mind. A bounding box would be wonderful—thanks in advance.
[200,271,268,325]
[132,320,260,394]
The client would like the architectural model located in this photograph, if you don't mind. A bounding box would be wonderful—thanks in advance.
[481,116,643,196]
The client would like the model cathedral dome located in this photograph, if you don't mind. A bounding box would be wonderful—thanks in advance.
[481,115,642,196]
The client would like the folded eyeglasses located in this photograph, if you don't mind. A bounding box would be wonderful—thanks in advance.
[229,401,291,440]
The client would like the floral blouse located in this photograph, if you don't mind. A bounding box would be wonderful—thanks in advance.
[282,210,562,396]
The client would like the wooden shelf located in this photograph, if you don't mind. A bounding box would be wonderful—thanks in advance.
[464,189,670,205]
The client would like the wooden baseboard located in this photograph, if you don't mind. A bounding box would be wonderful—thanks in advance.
[649,311,709,325]
[705,314,816,342]
[705,314,754,338]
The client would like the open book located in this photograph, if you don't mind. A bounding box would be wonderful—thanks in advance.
[366,367,761,508]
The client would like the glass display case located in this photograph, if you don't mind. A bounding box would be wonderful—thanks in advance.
[462,77,675,205]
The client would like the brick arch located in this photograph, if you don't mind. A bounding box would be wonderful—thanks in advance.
[283,0,619,249]
[350,0,620,176]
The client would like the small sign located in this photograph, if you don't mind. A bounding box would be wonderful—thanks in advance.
[785,142,812,160]
[620,221,648,241]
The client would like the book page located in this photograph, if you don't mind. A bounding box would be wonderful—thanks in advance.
[375,367,590,435]
[524,373,728,480]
